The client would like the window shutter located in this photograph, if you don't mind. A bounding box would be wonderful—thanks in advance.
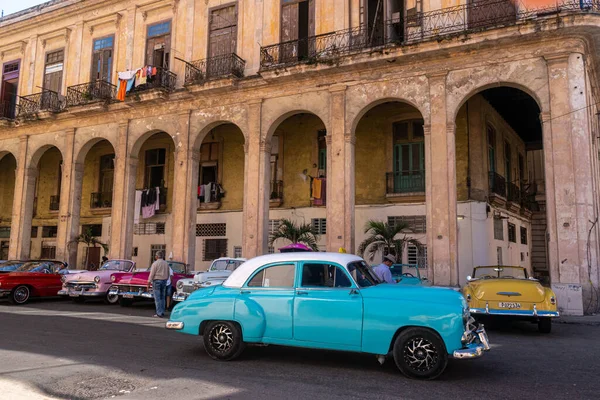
[90,51,101,81]
[102,49,112,82]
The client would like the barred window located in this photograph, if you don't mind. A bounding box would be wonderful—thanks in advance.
[41,245,56,259]
[493,218,504,241]
[42,226,58,238]
[268,246,275,254]
[0,227,10,239]
[407,244,428,268]
[134,223,165,235]
[311,218,327,235]
[196,223,226,237]
[150,245,166,266]
[508,223,516,243]
[388,215,426,233]
[268,220,280,235]
[234,246,242,258]
[520,226,528,245]
[204,239,228,261]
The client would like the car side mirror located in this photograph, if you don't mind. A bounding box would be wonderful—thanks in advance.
[466,275,472,281]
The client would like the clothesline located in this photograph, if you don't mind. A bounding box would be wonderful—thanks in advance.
[116,66,158,101]
[134,187,161,223]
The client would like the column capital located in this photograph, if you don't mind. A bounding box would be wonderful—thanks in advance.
[426,71,448,80]
[118,120,129,130]
[259,139,272,154]
[343,134,356,145]
[19,135,29,143]
[325,135,332,145]
[248,98,263,106]
[423,124,431,136]
[63,128,76,137]
[329,85,347,94]
[540,112,552,124]
[544,53,570,65]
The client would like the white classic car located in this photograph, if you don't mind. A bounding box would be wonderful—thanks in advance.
[173,257,246,302]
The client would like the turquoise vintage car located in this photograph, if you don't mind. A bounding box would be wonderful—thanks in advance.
[167,253,489,380]
[389,264,431,286]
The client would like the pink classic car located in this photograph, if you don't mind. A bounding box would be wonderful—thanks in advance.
[108,260,193,306]
[58,259,136,304]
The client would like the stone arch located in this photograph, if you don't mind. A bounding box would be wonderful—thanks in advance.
[446,58,549,122]
[26,134,67,168]
[262,92,331,142]
[190,106,248,152]
[128,116,180,156]
[73,125,119,165]
[27,144,65,168]
[345,76,431,135]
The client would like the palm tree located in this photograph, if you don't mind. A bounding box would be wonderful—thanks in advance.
[269,218,319,251]
[68,227,109,270]
[357,220,422,263]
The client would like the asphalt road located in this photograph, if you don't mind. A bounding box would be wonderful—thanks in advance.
[0,298,598,400]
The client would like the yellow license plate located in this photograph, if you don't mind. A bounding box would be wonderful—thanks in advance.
[499,302,521,309]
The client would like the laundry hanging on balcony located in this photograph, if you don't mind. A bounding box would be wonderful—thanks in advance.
[311,177,326,206]
[139,187,161,218]
[116,66,158,101]
[197,182,224,203]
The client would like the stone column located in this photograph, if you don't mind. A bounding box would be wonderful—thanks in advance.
[109,122,137,259]
[56,129,84,266]
[243,99,269,258]
[426,72,458,286]
[9,136,35,260]
[326,86,354,252]
[544,53,597,314]
[170,112,197,267]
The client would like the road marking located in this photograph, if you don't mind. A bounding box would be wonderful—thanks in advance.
[0,307,165,326]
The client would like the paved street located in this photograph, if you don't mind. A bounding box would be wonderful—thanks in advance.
[0,298,598,400]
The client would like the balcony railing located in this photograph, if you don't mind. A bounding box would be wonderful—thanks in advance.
[184,53,246,85]
[130,66,177,93]
[0,99,17,120]
[260,0,600,69]
[49,195,60,211]
[507,181,521,204]
[17,90,64,117]
[386,171,426,194]
[90,192,113,209]
[489,171,507,198]
[66,80,117,107]
[270,180,283,200]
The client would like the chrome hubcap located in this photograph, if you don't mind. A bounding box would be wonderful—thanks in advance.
[403,337,438,372]
[209,325,233,352]
[14,287,29,303]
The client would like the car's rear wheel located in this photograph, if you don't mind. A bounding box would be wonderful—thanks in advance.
[393,327,448,380]
[203,321,246,361]
[538,318,552,333]
[119,298,133,307]
[104,292,119,305]
[9,285,31,305]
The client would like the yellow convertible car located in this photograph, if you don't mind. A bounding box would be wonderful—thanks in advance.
[462,266,559,333]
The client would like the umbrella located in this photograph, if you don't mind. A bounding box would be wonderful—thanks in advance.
[279,243,312,253]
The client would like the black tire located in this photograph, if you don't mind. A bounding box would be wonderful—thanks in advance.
[104,292,119,305]
[9,285,31,305]
[71,297,85,304]
[538,318,552,333]
[392,327,448,380]
[203,321,246,361]
[118,297,133,307]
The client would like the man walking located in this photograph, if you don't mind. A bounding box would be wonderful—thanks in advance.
[373,254,397,284]
[147,251,169,318]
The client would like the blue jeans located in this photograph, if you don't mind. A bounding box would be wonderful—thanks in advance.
[153,279,167,316]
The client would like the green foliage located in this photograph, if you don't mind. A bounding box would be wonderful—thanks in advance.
[269,218,319,252]
[357,220,422,262]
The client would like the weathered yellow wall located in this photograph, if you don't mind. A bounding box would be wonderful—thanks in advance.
[33,147,62,225]
[279,114,325,208]
[135,132,175,213]
[80,140,115,225]
[0,155,16,225]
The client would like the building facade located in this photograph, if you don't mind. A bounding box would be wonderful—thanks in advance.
[0,0,599,314]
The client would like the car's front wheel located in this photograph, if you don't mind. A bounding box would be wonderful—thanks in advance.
[538,318,552,333]
[393,327,448,380]
[104,292,119,305]
[203,321,246,361]
[9,285,31,305]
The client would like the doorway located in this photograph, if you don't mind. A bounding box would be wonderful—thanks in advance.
[280,0,315,62]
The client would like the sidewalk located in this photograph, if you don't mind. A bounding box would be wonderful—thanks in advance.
[555,314,600,326]
[0,378,61,400]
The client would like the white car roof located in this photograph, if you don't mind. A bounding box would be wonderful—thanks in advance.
[223,252,364,288]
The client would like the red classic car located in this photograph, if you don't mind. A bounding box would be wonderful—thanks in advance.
[0,260,83,305]
[109,261,193,306]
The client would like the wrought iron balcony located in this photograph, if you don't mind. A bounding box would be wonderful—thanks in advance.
[489,171,507,198]
[49,195,60,211]
[270,180,283,200]
[0,99,17,120]
[184,53,246,85]
[507,181,521,204]
[66,80,117,107]
[130,66,177,93]
[386,171,426,194]
[260,0,600,70]
[90,192,113,209]
[17,90,64,118]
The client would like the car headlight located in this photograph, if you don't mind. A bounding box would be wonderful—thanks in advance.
[176,281,183,290]
[110,275,116,282]
[94,276,100,283]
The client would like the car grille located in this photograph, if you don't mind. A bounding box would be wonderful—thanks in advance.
[65,282,96,290]
[182,284,195,294]
[115,285,147,294]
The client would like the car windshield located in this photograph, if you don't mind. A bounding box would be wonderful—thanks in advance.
[347,261,380,287]
[15,262,56,273]
[167,262,186,274]
[211,260,244,271]
[100,260,133,271]
[473,266,528,280]
[0,261,23,270]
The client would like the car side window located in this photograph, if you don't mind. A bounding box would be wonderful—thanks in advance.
[247,264,296,288]
[301,263,352,288]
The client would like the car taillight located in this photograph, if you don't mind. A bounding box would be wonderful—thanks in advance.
[550,296,556,305]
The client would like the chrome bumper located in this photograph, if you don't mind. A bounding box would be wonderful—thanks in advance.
[173,292,189,302]
[471,303,560,318]
[166,321,184,330]
[453,321,490,359]
[58,289,105,297]
[108,287,154,299]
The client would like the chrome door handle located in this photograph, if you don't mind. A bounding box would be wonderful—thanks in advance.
[240,290,251,294]
[349,289,359,295]
[296,291,308,295]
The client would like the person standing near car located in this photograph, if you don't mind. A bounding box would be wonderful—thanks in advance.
[165,265,174,311]
[147,251,169,318]
[373,254,397,284]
